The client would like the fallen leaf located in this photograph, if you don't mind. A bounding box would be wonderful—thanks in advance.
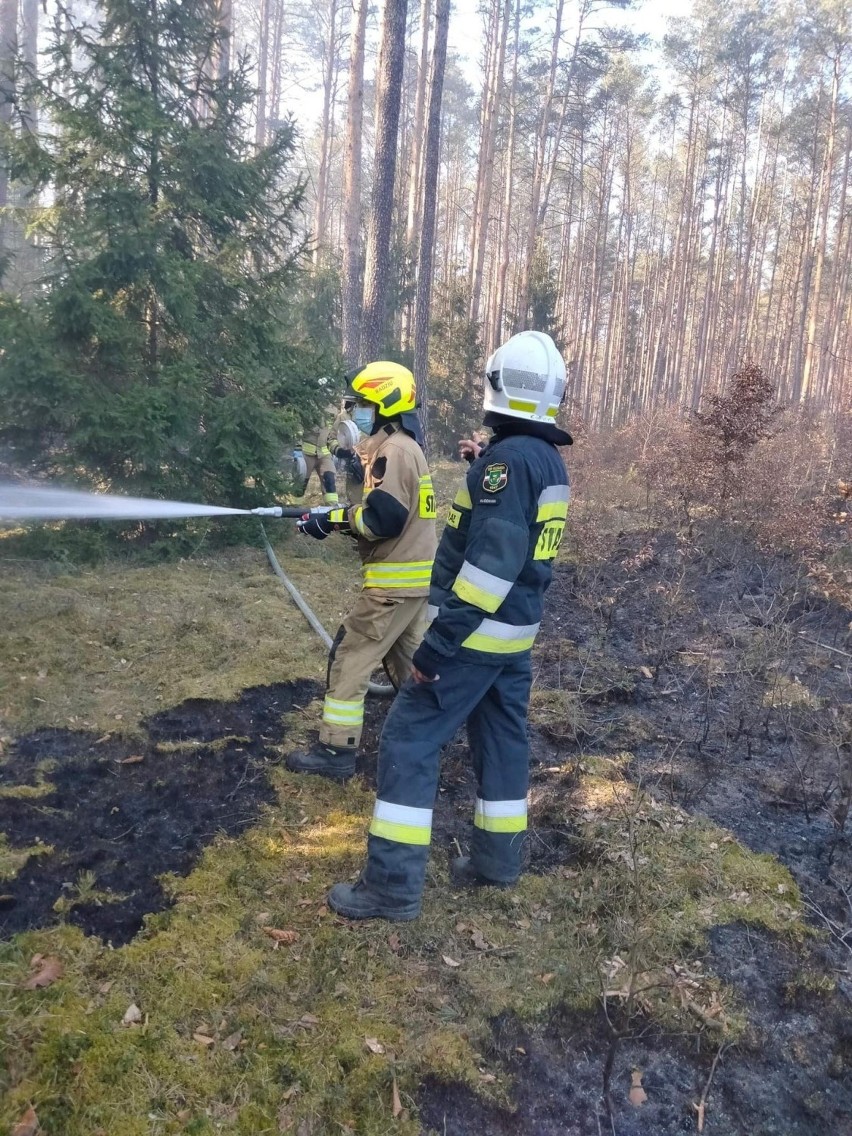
[116,754,144,764]
[640,665,654,679]
[222,1031,242,1051]
[442,955,461,968]
[122,1002,143,1026]
[255,911,272,924]
[264,927,300,948]
[176,1109,191,1123]
[538,972,555,985]
[515,1046,526,1055]
[629,1069,648,1106]
[392,1075,403,1117]
[298,1013,320,1029]
[193,1032,215,1046]
[98,980,113,995]
[24,955,63,989]
[387,932,402,953]
[479,1072,497,1084]
[11,1105,39,1136]
[365,1037,385,1055]
[470,929,490,951]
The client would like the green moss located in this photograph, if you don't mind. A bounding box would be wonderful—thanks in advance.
[0,834,53,881]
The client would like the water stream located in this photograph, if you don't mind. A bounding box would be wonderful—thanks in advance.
[0,482,251,523]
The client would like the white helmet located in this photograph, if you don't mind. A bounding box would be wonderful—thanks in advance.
[483,330,566,423]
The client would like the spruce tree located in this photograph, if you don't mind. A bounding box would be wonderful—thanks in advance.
[0,0,331,505]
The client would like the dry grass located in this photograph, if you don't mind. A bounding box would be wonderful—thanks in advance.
[0,457,824,1134]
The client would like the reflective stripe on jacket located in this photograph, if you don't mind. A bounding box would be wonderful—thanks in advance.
[424,429,569,661]
[346,422,437,598]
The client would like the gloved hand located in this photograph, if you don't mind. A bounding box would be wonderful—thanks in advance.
[296,507,349,540]
[348,452,364,482]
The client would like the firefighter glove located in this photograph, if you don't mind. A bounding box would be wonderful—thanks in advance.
[297,507,348,540]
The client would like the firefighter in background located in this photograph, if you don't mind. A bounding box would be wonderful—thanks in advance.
[293,407,339,506]
[326,331,573,921]
[330,395,365,505]
[286,362,437,781]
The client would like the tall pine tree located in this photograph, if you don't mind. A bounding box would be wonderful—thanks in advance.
[0,0,328,505]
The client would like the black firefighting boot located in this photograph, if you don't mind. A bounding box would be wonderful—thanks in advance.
[450,856,517,890]
[327,875,421,922]
[285,741,356,781]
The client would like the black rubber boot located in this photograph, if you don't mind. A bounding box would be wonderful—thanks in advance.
[285,742,356,781]
[450,856,517,890]
[328,876,421,921]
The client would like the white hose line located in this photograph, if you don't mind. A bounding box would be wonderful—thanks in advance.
[258,523,394,698]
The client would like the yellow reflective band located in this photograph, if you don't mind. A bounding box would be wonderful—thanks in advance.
[508,398,537,414]
[453,576,501,612]
[353,506,370,536]
[328,508,347,524]
[427,604,439,622]
[534,520,565,560]
[370,800,432,846]
[536,501,569,521]
[474,798,527,832]
[323,493,340,504]
[454,485,472,509]
[363,560,434,588]
[546,408,558,418]
[322,696,364,726]
[462,618,539,653]
[447,507,462,529]
[452,561,513,614]
[302,443,318,455]
[419,474,437,519]
[319,447,331,456]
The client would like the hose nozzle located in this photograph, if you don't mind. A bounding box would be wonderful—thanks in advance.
[251,506,284,517]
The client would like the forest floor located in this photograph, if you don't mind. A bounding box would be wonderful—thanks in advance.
[0,467,850,1135]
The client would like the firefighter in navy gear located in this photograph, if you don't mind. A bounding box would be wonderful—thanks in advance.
[328,331,573,920]
[286,362,437,781]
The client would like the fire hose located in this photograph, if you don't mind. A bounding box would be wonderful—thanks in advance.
[254,510,394,698]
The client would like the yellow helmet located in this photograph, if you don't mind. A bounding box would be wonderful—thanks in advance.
[348,361,416,418]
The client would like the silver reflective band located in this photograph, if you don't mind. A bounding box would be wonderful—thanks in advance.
[457,560,513,600]
[373,800,433,826]
[427,604,439,621]
[537,484,571,505]
[475,798,527,817]
[473,619,540,641]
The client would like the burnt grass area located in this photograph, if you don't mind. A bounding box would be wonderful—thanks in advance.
[2,525,851,1132]
[0,679,319,944]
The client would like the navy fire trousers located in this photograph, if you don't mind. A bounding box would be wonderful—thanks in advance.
[363,651,533,903]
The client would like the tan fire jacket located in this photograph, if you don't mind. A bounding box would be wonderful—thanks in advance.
[300,421,333,457]
[345,423,437,597]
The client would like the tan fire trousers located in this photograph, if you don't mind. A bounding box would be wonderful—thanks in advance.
[320,592,428,749]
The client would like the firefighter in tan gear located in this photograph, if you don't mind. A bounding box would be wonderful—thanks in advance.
[294,414,339,505]
[329,396,364,505]
[286,362,437,781]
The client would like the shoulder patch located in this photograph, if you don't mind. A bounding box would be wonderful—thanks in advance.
[482,462,508,493]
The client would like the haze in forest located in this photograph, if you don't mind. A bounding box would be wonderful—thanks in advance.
[1,0,849,481]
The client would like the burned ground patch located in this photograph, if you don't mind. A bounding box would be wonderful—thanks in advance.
[0,679,319,944]
[420,924,852,1135]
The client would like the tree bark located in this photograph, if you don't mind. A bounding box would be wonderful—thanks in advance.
[341,0,368,365]
[360,0,409,359]
[413,0,450,443]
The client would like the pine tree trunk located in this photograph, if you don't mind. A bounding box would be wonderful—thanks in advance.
[0,0,17,221]
[491,0,520,349]
[413,0,449,445]
[313,0,341,264]
[341,0,368,365]
[469,0,510,327]
[256,0,271,144]
[405,0,431,247]
[360,0,408,360]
